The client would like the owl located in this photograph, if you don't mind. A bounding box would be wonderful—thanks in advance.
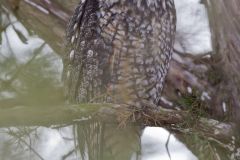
[64,0,176,106]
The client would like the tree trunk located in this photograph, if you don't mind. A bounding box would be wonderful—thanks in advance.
[204,0,240,121]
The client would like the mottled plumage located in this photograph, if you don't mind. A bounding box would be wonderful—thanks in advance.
[64,0,176,105]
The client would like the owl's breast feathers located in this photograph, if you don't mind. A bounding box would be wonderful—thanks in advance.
[65,0,176,105]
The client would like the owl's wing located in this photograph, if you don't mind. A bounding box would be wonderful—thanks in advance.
[64,1,105,103]
[66,1,86,48]
[144,1,176,104]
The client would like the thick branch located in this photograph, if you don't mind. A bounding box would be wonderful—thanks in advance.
[0,104,235,143]
[2,0,70,55]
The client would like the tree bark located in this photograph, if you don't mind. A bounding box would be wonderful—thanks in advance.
[204,0,240,121]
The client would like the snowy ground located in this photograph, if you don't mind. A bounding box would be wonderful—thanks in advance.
[174,0,212,54]
[141,127,197,160]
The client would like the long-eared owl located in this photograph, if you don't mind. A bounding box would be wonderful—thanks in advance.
[64,0,176,105]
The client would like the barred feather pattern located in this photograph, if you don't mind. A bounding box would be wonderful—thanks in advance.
[64,0,176,105]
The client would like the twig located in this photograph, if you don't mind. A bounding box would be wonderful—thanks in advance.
[165,133,172,160]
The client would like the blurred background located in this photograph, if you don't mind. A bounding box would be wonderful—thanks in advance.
[0,0,240,160]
